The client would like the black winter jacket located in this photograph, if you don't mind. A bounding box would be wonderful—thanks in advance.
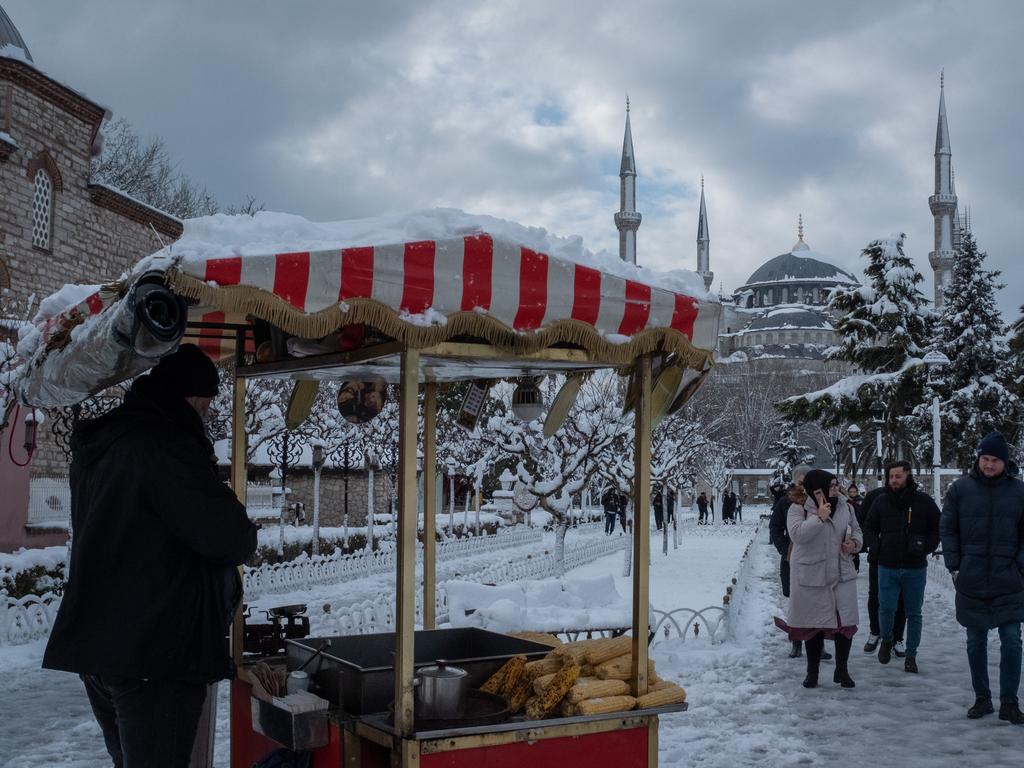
[768,490,793,557]
[863,478,940,569]
[42,378,258,682]
[941,463,1024,629]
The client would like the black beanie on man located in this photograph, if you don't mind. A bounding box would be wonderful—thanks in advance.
[977,431,1009,464]
[141,343,219,400]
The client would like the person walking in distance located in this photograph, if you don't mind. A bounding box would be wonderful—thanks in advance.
[722,489,737,524]
[847,483,863,572]
[696,491,710,525]
[775,470,862,688]
[770,466,812,658]
[859,480,908,655]
[601,484,619,535]
[42,345,259,768]
[941,432,1024,723]
[863,461,940,673]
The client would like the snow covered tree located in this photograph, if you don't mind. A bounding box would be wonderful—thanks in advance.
[480,371,630,573]
[779,234,934,458]
[917,232,1021,466]
[766,421,814,484]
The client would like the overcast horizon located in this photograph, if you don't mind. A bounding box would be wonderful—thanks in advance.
[6,0,1022,318]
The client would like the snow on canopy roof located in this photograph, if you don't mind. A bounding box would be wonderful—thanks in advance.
[13,208,721,407]
[741,251,858,288]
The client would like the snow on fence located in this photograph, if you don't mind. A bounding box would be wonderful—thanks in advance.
[314,530,629,637]
[649,521,764,645]
[243,525,543,599]
[0,591,61,646]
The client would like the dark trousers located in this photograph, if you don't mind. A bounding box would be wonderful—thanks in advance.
[604,512,616,535]
[81,673,207,768]
[966,623,1022,705]
[654,506,664,530]
[698,508,707,524]
[780,556,791,598]
[867,559,905,640]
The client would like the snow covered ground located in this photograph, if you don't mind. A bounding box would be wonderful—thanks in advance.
[2,520,1021,766]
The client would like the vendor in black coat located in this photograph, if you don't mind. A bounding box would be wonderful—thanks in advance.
[863,461,940,671]
[43,344,258,768]
[941,432,1024,723]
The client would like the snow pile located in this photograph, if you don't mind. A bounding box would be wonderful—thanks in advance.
[446,573,644,633]
[142,208,713,299]
[0,546,66,593]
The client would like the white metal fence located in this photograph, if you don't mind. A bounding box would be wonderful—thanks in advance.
[243,526,543,598]
[314,531,628,637]
[0,592,62,646]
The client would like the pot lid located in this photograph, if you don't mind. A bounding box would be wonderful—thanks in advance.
[419,660,467,679]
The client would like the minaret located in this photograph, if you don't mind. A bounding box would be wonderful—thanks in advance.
[928,71,958,308]
[614,97,642,264]
[696,176,713,290]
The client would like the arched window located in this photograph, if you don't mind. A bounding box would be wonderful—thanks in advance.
[31,169,54,250]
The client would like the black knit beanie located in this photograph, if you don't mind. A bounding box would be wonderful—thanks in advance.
[977,431,1009,463]
[144,343,219,399]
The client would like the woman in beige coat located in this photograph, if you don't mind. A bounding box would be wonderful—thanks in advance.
[778,469,862,689]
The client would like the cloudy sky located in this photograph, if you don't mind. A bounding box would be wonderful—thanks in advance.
[7,0,1023,316]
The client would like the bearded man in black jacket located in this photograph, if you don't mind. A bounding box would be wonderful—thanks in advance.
[863,460,940,673]
[43,344,258,768]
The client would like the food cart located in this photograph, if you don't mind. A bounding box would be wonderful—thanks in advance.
[14,212,721,767]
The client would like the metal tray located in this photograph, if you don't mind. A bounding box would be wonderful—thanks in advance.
[286,628,551,715]
[250,697,329,751]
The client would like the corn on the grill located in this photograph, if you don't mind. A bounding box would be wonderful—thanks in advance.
[480,656,521,695]
[566,678,630,704]
[559,699,578,717]
[594,653,656,681]
[553,643,590,667]
[582,635,634,666]
[575,695,637,715]
[636,683,686,709]
[498,655,527,698]
[532,672,557,695]
[527,663,581,719]
[525,657,562,679]
[506,673,534,713]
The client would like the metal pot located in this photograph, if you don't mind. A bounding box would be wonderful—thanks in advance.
[414,659,468,719]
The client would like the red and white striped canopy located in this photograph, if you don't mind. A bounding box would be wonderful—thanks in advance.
[171,232,720,362]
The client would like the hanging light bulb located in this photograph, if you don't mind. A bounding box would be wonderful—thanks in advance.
[510,378,544,423]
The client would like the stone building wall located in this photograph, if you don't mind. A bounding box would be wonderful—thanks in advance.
[1,58,181,480]
[250,469,395,528]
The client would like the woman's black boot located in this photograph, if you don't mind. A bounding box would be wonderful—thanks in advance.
[832,634,855,688]
[803,634,824,688]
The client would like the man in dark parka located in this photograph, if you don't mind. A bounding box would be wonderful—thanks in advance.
[941,431,1024,724]
[43,344,259,766]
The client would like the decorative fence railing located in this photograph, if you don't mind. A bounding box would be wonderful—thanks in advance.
[243,526,543,599]
[649,520,763,645]
[314,530,628,637]
[0,592,62,646]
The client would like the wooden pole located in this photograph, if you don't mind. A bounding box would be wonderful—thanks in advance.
[631,355,652,698]
[394,348,420,739]
[422,383,438,630]
[229,346,248,768]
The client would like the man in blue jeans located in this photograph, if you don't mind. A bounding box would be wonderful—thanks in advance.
[941,432,1024,724]
[863,461,940,672]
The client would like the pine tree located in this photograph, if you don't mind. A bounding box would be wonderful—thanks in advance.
[779,234,933,458]
[922,232,1021,467]
[766,421,814,484]
[829,234,931,373]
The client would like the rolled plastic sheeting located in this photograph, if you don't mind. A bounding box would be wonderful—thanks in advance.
[16,273,187,408]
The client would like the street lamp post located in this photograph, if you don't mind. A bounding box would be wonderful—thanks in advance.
[923,351,951,501]
[445,457,457,537]
[311,443,325,557]
[833,437,844,479]
[871,401,885,489]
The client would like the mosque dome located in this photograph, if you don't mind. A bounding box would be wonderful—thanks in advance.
[743,252,858,288]
[0,4,32,62]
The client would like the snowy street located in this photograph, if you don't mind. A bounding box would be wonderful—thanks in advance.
[2,522,1022,767]
[653,527,1023,767]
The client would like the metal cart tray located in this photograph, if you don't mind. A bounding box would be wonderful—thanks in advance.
[250,697,330,751]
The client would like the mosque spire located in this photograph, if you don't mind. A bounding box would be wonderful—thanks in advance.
[614,95,641,263]
[696,176,713,290]
[929,70,958,308]
[792,214,809,252]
